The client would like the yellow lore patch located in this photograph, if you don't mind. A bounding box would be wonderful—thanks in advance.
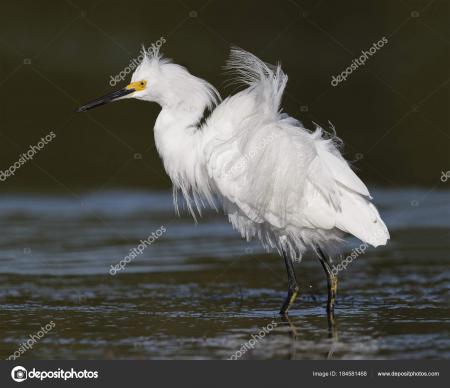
[126,80,147,91]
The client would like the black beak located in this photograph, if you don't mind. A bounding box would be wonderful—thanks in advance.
[76,87,135,112]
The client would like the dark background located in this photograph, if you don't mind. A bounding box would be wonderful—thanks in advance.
[0,0,448,191]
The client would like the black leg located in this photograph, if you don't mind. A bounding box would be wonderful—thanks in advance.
[317,247,338,336]
[279,249,300,315]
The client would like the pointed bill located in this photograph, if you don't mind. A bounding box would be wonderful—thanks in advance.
[76,81,147,112]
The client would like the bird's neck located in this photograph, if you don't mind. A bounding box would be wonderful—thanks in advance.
[154,106,205,165]
[154,106,215,215]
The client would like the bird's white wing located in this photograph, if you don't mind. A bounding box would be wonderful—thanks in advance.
[303,132,389,246]
[203,48,389,250]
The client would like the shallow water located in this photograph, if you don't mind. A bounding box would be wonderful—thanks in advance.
[0,188,449,359]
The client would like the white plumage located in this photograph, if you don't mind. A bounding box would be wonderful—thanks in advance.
[129,47,389,260]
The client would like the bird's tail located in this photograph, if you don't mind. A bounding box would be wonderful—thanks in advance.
[336,192,390,247]
[313,128,390,248]
[224,47,288,118]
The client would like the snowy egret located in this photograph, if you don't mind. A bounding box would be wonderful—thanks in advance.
[77,47,389,317]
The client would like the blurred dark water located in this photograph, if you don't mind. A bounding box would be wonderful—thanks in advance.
[0,188,449,359]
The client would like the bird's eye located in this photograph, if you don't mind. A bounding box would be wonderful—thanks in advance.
[140,82,144,86]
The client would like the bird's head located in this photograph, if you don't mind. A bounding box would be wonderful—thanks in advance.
[77,46,220,113]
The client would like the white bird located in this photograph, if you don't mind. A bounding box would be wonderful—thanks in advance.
[77,47,389,317]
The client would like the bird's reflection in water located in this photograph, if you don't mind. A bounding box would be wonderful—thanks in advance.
[278,311,339,360]
[280,315,300,340]
[326,310,338,359]
[280,314,299,360]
